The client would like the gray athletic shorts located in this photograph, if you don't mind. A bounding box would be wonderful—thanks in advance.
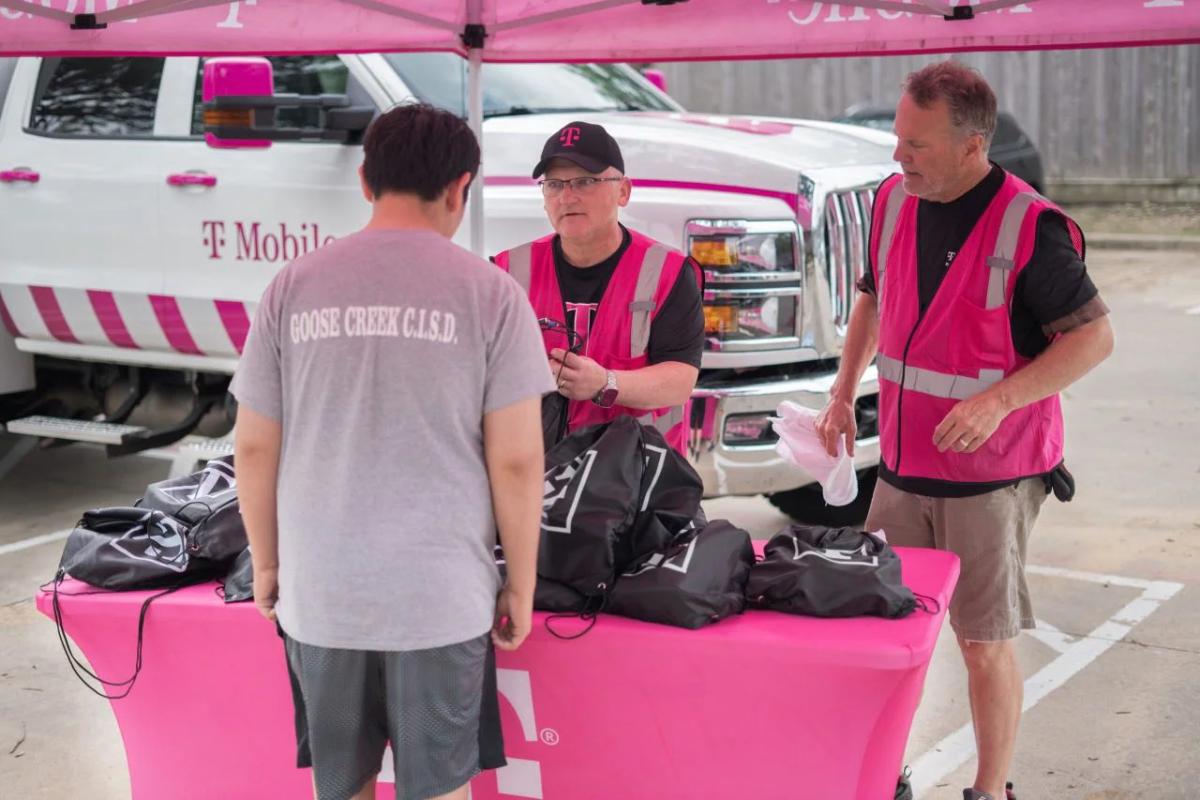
[280,627,506,800]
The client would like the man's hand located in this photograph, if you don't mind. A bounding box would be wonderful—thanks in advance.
[933,389,1012,454]
[931,316,1113,455]
[253,565,279,622]
[549,348,607,402]
[815,397,857,458]
[492,586,534,651]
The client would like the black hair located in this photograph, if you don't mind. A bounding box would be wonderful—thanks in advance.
[361,103,481,201]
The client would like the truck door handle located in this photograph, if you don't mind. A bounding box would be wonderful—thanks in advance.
[167,172,217,188]
[1,168,40,183]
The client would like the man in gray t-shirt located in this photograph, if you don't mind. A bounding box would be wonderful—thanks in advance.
[232,104,552,800]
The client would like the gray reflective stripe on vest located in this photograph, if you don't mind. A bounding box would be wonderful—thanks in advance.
[507,243,533,293]
[629,244,671,358]
[638,405,685,436]
[874,183,907,314]
[985,191,1039,310]
[876,354,1004,401]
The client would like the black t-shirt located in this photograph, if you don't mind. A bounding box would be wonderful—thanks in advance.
[858,165,1108,497]
[552,225,705,369]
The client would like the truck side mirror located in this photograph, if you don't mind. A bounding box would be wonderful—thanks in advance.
[202,57,273,149]
[642,68,669,95]
[202,57,374,148]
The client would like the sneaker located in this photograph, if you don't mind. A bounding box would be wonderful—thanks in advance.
[962,791,995,800]
[895,767,913,800]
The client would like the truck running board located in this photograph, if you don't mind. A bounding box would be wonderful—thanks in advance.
[4,415,147,445]
[163,436,235,479]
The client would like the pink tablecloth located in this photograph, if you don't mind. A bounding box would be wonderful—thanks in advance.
[37,546,958,800]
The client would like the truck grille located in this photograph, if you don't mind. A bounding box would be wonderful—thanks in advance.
[822,188,874,328]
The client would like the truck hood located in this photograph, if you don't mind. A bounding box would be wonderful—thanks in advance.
[483,110,897,206]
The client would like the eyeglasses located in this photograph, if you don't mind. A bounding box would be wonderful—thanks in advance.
[538,176,623,197]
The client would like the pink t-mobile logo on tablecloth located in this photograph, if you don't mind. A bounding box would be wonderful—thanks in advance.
[494,668,543,798]
[378,668,545,798]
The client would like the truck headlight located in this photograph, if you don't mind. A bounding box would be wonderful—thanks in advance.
[686,219,803,352]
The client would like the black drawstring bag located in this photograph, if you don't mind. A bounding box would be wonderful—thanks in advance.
[539,416,646,598]
[138,456,245,564]
[57,506,232,590]
[746,525,917,619]
[509,416,710,637]
[608,519,755,629]
[58,454,247,590]
[496,550,604,640]
[51,503,229,700]
[496,552,587,613]
[542,392,570,451]
[619,423,705,572]
[50,457,249,702]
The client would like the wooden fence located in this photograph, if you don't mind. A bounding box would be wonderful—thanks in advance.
[658,45,1200,184]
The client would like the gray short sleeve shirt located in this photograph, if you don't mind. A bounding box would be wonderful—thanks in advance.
[231,228,554,651]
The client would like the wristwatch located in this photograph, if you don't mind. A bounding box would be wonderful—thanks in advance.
[592,370,619,408]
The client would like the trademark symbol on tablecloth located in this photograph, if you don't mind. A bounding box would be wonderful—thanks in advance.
[540,727,560,746]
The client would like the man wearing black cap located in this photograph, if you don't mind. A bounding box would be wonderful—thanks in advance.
[493,121,704,453]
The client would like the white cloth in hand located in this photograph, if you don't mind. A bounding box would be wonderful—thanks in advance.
[771,400,858,506]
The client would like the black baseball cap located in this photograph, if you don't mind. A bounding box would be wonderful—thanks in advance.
[531,121,625,179]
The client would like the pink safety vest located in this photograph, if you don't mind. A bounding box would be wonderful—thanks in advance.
[493,229,699,454]
[870,171,1083,483]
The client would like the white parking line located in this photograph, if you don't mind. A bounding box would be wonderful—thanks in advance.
[1028,618,1075,654]
[911,567,1185,797]
[1026,563,1163,590]
[0,528,73,558]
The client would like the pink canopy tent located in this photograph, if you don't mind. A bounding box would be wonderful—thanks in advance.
[1,0,1197,60]
[3,0,1197,253]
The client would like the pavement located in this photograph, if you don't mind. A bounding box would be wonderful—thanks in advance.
[1,247,1197,800]
[1087,232,1200,252]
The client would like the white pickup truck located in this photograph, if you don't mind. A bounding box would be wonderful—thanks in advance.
[0,53,892,522]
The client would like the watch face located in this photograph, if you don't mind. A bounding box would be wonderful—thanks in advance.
[595,387,619,408]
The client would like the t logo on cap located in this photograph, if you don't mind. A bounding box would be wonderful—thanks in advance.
[532,120,624,179]
[559,127,582,148]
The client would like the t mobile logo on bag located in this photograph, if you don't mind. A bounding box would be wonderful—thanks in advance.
[623,521,698,577]
[158,459,235,502]
[791,537,879,567]
[108,511,190,572]
[541,450,598,534]
[639,444,667,512]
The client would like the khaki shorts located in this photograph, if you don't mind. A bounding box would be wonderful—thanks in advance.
[865,478,1047,641]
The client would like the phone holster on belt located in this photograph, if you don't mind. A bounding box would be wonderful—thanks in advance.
[1043,462,1076,502]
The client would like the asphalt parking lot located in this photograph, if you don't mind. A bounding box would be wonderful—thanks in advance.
[1,247,1197,799]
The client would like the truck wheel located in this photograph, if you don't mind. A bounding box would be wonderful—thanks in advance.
[766,467,878,527]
